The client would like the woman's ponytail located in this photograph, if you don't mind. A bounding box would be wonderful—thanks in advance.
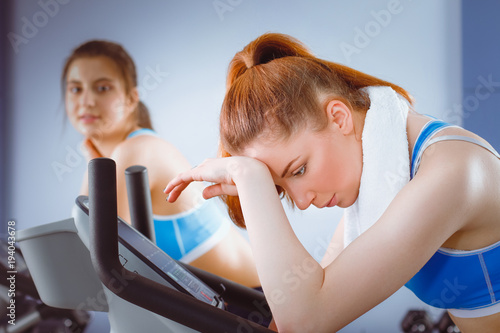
[136,101,154,130]
[220,32,414,228]
[226,33,315,89]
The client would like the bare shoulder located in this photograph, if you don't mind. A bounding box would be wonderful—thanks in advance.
[407,113,498,206]
[111,134,192,183]
[414,127,500,247]
[373,126,495,251]
[416,125,500,203]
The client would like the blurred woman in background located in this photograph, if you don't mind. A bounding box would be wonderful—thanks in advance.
[62,40,260,288]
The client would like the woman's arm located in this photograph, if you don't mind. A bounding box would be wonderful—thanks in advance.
[319,215,344,268]
[110,135,199,223]
[165,154,472,332]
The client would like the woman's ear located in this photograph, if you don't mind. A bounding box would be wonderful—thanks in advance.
[325,99,354,135]
[127,87,140,110]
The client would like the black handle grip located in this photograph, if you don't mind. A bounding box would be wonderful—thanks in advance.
[88,157,119,278]
[125,165,155,242]
[88,158,274,333]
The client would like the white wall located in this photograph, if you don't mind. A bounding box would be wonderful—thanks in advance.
[6,0,462,331]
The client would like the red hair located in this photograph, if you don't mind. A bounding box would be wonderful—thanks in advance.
[219,33,413,228]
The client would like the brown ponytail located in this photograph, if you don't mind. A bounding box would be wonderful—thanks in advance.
[219,33,413,228]
[136,101,153,129]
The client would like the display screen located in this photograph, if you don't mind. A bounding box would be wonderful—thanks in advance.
[76,196,223,308]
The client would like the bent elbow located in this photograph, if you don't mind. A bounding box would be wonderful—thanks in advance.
[274,313,323,333]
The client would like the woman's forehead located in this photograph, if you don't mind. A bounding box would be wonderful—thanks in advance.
[241,127,319,161]
[67,56,121,81]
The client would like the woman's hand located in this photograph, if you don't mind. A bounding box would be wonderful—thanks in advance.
[164,156,268,203]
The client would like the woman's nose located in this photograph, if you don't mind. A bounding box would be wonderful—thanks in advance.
[80,90,96,107]
[288,186,315,210]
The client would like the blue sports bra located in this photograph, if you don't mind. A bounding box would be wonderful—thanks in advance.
[126,129,231,263]
[153,201,230,263]
[405,119,500,318]
[127,128,157,139]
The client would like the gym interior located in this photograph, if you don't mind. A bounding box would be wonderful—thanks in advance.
[1,1,498,332]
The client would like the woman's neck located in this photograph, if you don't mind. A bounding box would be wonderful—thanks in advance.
[90,123,141,157]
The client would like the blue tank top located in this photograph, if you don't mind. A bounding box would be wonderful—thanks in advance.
[127,128,157,139]
[126,129,231,263]
[405,119,500,317]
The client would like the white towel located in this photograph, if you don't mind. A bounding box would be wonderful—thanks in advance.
[344,86,410,247]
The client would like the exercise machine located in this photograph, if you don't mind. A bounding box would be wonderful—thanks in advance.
[401,309,461,333]
[0,238,90,333]
[17,158,274,332]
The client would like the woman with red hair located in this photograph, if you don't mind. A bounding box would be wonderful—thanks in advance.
[165,33,500,332]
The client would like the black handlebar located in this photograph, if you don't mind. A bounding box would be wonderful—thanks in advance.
[125,165,155,242]
[88,158,274,333]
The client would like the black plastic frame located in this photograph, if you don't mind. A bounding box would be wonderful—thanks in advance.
[88,158,274,333]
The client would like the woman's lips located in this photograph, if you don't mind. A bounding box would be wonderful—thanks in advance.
[325,194,338,208]
[79,114,99,124]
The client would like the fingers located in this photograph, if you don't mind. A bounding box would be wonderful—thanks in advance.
[164,182,190,203]
[163,167,206,201]
[164,166,239,203]
[202,183,238,199]
[164,170,195,193]
[163,173,192,203]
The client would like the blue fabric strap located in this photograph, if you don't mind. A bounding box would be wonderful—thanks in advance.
[410,120,451,179]
[127,128,157,139]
